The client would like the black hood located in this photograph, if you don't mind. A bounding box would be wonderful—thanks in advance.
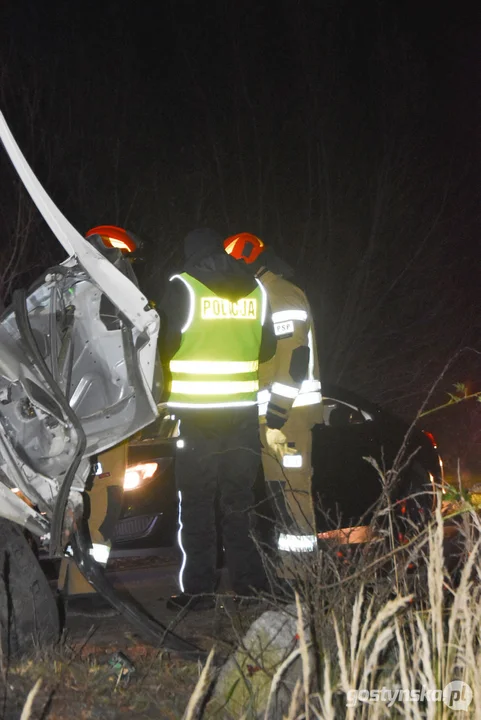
[184,228,223,266]
[183,228,256,301]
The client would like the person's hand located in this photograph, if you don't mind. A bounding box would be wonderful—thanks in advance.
[265,427,287,449]
[265,428,296,463]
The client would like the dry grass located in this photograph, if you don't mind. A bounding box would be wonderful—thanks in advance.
[4,506,481,718]
[185,495,481,719]
[6,477,481,718]
[19,678,41,720]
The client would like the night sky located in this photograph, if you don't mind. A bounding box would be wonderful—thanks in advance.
[0,1,480,459]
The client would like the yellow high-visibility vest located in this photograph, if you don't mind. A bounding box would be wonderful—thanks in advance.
[167,273,266,408]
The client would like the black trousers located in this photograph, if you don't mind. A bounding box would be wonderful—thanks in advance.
[175,406,267,595]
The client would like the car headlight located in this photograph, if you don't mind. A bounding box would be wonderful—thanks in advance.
[124,462,159,491]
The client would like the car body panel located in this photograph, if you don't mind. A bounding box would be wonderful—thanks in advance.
[0,112,161,545]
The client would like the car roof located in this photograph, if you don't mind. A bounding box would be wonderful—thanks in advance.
[323,383,437,450]
[322,383,383,417]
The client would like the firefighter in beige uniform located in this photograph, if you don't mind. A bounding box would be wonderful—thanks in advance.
[224,234,322,557]
[58,226,137,611]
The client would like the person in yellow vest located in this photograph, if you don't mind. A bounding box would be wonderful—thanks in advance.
[58,225,137,615]
[158,229,277,610]
[224,233,323,572]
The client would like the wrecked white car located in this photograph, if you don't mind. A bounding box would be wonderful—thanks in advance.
[0,112,196,657]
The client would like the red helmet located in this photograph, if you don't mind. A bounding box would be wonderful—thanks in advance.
[85,225,137,253]
[224,232,265,264]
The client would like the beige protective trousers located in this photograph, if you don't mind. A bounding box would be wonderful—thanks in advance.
[58,443,127,595]
[260,407,316,539]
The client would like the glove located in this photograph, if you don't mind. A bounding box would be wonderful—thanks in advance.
[265,427,287,449]
[265,428,297,464]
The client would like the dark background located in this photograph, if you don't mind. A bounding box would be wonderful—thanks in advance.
[0,1,480,466]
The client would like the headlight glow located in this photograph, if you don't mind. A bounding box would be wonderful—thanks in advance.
[124,462,159,491]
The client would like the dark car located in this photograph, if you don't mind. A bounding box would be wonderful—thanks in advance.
[312,386,440,545]
[110,414,180,555]
[111,385,442,556]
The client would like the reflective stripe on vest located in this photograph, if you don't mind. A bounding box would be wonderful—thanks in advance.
[171,380,259,395]
[170,360,259,375]
[167,273,265,408]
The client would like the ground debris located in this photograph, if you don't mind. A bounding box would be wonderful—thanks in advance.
[0,643,200,719]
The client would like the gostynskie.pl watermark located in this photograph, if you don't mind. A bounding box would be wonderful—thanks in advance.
[346,681,473,711]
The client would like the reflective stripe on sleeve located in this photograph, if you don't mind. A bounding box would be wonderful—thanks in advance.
[307,328,315,380]
[271,382,299,399]
[299,379,321,393]
[292,391,322,408]
[257,389,271,404]
[272,310,308,323]
[258,385,321,412]
[257,388,270,416]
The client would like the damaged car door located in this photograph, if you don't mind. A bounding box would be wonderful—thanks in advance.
[0,111,160,558]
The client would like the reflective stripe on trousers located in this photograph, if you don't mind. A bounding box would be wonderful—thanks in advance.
[177,490,187,592]
[278,533,317,552]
